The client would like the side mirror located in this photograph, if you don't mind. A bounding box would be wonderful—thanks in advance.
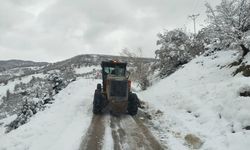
[126,71,130,79]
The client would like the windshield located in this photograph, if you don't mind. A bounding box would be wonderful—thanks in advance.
[104,66,125,76]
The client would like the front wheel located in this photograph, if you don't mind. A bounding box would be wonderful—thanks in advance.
[127,93,139,116]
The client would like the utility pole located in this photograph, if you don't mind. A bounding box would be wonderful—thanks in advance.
[189,14,200,34]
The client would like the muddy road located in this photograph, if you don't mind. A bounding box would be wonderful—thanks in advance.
[79,113,166,150]
[79,115,107,150]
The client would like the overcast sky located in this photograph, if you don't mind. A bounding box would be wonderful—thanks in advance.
[0,0,220,62]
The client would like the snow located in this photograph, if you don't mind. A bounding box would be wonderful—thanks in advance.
[139,49,250,150]
[243,52,250,65]
[1,49,250,149]
[0,67,43,79]
[0,78,99,150]
[102,115,114,150]
[74,66,99,74]
[0,115,17,135]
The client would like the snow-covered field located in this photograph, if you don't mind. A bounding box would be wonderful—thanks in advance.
[0,79,99,150]
[139,50,250,150]
[74,66,99,74]
[0,66,42,77]
[0,74,46,104]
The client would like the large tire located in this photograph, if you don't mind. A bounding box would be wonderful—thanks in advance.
[93,89,103,114]
[127,92,139,116]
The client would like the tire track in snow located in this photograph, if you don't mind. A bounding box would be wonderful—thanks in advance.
[110,116,127,150]
[79,112,165,149]
[110,115,165,150]
[79,114,108,150]
[133,116,166,150]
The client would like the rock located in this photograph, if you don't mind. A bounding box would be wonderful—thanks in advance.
[243,126,250,130]
[185,134,203,149]
[139,100,148,109]
[233,64,250,77]
[173,132,181,138]
[194,114,200,118]
[155,110,163,115]
[240,91,250,97]
[146,113,152,120]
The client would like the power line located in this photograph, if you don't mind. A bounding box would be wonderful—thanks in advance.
[188,14,200,34]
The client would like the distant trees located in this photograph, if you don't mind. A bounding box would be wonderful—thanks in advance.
[3,80,8,85]
[120,48,150,90]
[4,72,71,133]
[205,0,250,62]
[5,99,41,133]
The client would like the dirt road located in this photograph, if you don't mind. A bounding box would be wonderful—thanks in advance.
[79,113,165,150]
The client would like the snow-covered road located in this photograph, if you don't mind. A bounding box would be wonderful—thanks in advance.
[79,113,164,150]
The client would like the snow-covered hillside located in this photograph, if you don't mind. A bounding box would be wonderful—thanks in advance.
[74,66,99,74]
[0,66,42,78]
[0,74,46,102]
[0,79,98,150]
[139,50,250,150]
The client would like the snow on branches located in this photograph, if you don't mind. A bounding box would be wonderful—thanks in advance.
[205,0,250,59]
[155,29,192,77]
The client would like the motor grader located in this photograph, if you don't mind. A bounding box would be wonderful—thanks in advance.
[93,60,139,115]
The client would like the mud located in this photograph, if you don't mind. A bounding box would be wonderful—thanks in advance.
[79,113,166,150]
[79,115,106,150]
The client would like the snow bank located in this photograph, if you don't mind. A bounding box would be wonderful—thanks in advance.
[0,78,99,150]
[139,50,250,150]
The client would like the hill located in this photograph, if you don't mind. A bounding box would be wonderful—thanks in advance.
[0,60,48,72]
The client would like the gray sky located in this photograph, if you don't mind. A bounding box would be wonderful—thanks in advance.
[0,0,220,62]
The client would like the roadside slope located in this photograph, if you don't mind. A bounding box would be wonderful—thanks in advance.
[0,78,98,150]
[139,50,250,150]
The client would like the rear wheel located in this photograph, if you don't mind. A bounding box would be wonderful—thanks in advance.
[93,84,103,114]
[127,92,139,116]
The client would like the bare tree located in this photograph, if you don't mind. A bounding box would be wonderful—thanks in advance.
[120,48,150,90]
